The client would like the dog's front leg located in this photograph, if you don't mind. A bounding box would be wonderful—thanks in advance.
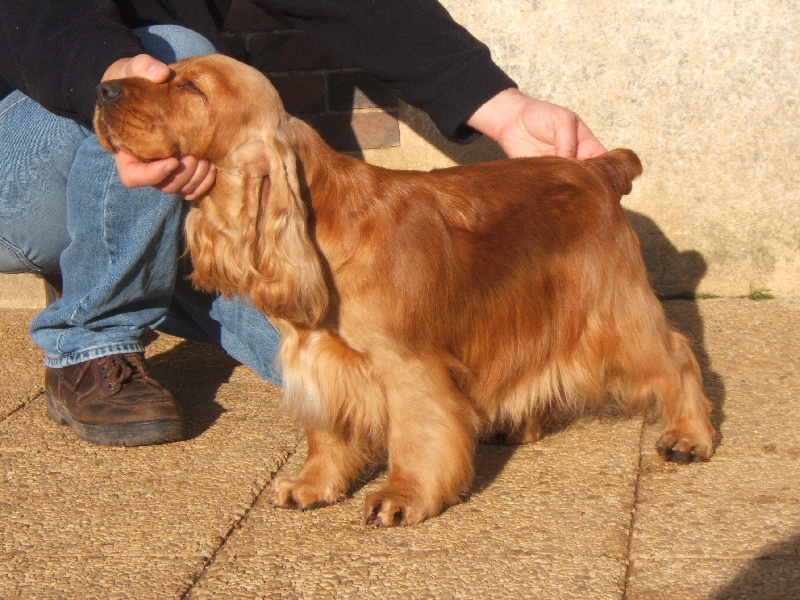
[364,352,478,526]
[270,427,365,510]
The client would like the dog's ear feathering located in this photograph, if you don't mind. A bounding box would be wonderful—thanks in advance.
[186,116,329,328]
[243,120,329,327]
[247,123,328,327]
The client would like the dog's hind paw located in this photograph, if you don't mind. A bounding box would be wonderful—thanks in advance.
[656,428,715,464]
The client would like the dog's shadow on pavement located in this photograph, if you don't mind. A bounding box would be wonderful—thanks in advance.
[627,210,727,438]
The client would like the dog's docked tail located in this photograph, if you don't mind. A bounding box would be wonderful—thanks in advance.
[585,148,643,197]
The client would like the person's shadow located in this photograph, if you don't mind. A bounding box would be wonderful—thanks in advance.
[712,533,800,599]
[145,336,237,439]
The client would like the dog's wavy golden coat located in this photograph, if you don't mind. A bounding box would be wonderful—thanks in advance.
[95,55,716,526]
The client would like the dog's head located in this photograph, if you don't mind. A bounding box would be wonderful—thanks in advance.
[95,54,291,169]
[95,54,329,327]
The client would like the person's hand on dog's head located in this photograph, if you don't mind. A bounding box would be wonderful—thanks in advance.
[102,53,172,83]
[100,54,216,200]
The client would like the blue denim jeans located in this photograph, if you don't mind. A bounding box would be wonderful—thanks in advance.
[0,25,282,384]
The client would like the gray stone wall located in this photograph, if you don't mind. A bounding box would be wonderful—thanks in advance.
[368,0,798,298]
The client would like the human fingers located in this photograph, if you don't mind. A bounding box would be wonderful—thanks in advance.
[156,156,217,199]
[102,54,171,83]
[523,101,605,160]
[550,107,581,159]
[174,159,216,201]
[574,118,607,159]
[501,98,581,158]
[183,163,217,200]
[114,150,179,188]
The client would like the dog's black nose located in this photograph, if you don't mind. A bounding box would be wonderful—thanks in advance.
[96,82,124,105]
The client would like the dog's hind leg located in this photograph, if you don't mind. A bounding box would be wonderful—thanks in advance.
[651,330,716,462]
[612,324,716,463]
[483,406,558,445]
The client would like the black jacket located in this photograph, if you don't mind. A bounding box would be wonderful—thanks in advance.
[0,0,515,141]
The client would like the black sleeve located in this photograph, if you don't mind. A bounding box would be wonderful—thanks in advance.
[255,0,517,142]
[0,0,515,139]
[0,0,144,128]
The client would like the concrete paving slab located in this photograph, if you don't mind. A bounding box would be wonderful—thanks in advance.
[0,274,45,310]
[626,555,800,600]
[1,299,798,598]
[0,319,300,598]
[627,299,800,599]
[0,310,43,419]
[188,415,642,599]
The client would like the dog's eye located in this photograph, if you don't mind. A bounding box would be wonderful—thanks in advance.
[175,80,206,99]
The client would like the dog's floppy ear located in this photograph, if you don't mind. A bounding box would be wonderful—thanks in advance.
[236,118,329,327]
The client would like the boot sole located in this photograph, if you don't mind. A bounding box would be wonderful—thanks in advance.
[46,392,185,447]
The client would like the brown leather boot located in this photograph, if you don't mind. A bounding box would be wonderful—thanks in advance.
[45,353,185,446]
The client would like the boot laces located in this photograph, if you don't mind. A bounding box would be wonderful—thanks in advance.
[96,354,147,387]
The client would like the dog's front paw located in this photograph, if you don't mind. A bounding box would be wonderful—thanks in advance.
[364,491,427,527]
[269,475,344,510]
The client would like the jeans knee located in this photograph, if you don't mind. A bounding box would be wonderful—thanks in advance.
[135,25,218,63]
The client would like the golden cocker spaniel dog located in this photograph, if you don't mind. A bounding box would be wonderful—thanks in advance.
[94,54,716,526]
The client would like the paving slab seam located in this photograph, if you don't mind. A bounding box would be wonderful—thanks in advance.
[621,415,647,600]
[179,439,303,598]
[0,387,45,424]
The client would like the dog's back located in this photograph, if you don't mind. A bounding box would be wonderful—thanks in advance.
[418,149,642,259]
[438,150,714,465]
[428,152,644,397]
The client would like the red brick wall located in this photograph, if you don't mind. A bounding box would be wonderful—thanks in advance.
[223,0,400,152]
